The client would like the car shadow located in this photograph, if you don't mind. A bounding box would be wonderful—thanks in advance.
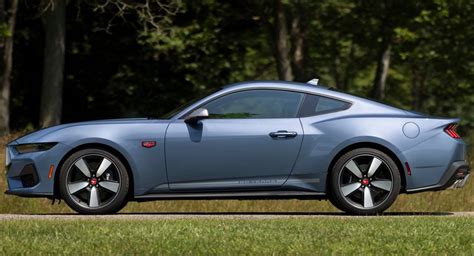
[26,211,454,216]
[120,211,455,216]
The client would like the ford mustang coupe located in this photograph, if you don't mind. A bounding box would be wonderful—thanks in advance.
[4,80,470,214]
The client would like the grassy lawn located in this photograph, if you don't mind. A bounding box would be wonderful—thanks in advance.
[0,217,473,255]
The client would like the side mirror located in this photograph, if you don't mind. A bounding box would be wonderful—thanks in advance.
[184,108,209,124]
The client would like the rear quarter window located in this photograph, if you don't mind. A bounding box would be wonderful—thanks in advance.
[299,94,350,117]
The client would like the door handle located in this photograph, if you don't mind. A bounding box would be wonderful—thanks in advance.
[269,130,298,138]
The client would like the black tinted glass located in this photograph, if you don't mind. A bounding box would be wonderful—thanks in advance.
[204,90,304,119]
[299,94,349,117]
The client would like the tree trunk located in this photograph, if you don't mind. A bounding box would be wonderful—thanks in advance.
[273,0,293,81]
[341,39,355,91]
[291,12,305,82]
[329,36,342,89]
[410,64,426,111]
[39,0,66,128]
[0,0,18,136]
[372,36,391,100]
[372,1,394,101]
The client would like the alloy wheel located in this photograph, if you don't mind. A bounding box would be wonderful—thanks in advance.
[66,154,121,209]
[338,154,394,209]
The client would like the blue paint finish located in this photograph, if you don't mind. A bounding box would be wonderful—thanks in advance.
[403,122,420,138]
[288,113,410,191]
[402,133,466,188]
[6,142,72,195]
[4,80,468,199]
[165,118,303,191]
[8,119,170,196]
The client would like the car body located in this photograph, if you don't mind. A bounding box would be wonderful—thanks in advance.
[4,80,470,214]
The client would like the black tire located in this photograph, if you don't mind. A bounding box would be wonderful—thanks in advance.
[329,148,401,215]
[59,148,129,214]
[327,189,345,212]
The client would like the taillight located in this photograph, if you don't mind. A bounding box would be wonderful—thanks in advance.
[444,123,461,139]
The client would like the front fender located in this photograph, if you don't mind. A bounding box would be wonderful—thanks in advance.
[38,123,169,196]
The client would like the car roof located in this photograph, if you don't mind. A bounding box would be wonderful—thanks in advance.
[221,81,358,102]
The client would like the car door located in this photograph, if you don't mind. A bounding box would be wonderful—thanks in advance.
[165,89,304,191]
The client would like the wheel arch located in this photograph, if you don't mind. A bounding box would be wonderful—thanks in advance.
[327,142,407,192]
[53,143,135,199]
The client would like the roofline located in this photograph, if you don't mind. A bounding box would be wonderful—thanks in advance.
[171,80,408,120]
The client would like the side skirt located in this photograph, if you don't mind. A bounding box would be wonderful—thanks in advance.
[133,191,326,202]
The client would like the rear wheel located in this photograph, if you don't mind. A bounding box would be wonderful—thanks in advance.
[329,148,401,215]
[59,148,129,214]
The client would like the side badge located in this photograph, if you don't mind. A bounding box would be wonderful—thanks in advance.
[142,141,157,148]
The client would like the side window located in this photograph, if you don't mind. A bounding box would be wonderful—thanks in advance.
[202,90,304,119]
[299,94,350,117]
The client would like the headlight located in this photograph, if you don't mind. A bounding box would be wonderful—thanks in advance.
[14,143,57,154]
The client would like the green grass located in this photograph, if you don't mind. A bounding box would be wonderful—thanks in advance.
[0,217,473,255]
[1,133,473,214]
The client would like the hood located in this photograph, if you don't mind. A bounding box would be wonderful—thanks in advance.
[12,118,165,144]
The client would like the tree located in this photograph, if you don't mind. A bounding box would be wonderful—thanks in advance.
[372,26,392,100]
[290,0,309,82]
[38,0,181,128]
[0,0,18,135]
[273,0,293,81]
[313,0,361,90]
[371,1,394,100]
[39,0,66,128]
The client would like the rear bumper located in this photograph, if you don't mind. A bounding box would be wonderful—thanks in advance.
[406,160,470,193]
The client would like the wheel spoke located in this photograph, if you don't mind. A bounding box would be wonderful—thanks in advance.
[341,182,361,196]
[68,182,89,194]
[75,158,91,178]
[99,181,119,193]
[96,158,112,177]
[367,157,382,177]
[363,187,374,208]
[371,180,392,191]
[89,187,100,207]
[345,160,363,178]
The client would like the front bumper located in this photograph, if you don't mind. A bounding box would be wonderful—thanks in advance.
[4,142,72,197]
[407,160,470,193]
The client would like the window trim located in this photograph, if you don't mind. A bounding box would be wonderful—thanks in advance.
[179,88,352,120]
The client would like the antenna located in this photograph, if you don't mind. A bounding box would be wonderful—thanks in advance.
[307,78,319,86]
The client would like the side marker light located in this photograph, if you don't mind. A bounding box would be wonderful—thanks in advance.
[142,141,157,148]
[405,162,412,176]
[48,165,55,179]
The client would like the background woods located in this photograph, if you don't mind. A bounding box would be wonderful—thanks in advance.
[0,0,473,136]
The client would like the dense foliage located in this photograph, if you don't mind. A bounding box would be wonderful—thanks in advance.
[2,0,474,134]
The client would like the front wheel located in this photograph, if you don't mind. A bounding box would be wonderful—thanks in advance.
[329,148,401,215]
[59,148,129,214]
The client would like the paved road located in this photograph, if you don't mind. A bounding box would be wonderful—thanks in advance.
[0,212,473,220]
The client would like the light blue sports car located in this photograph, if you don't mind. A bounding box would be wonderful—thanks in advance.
[4,80,470,214]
